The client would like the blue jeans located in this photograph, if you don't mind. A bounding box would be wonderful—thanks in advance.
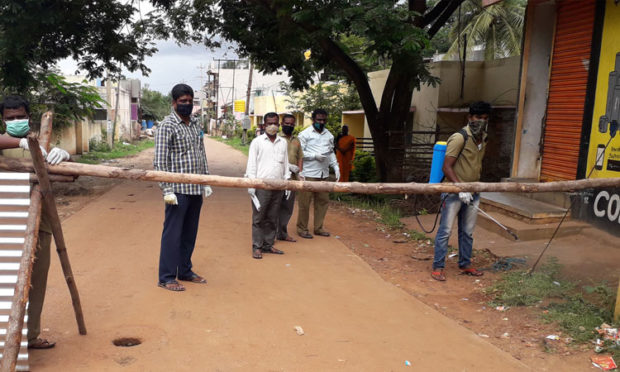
[433,193,480,270]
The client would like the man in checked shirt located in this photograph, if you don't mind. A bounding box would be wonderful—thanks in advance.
[154,84,213,292]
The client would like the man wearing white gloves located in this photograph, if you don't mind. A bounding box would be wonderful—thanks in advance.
[0,95,72,349]
[432,101,492,282]
[296,109,339,239]
[154,84,212,291]
[245,112,290,259]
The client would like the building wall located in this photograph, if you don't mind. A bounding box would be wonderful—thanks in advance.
[341,113,365,138]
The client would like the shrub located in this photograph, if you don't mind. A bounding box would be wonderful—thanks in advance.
[351,150,377,183]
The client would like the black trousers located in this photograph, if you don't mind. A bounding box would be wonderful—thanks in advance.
[159,194,203,283]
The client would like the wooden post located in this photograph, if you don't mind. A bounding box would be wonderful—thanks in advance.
[0,112,53,372]
[28,137,86,335]
[614,278,620,323]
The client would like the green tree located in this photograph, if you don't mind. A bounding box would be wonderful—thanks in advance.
[445,0,526,60]
[0,0,155,91]
[147,0,466,182]
[141,86,171,121]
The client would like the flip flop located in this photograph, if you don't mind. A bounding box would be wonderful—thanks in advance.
[158,280,186,291]
[252,248,263,259]
[431,270,446,281]
[178,273,207,284]
[28,338,56,349]
[262,247,284,255]
[460,267,484,276]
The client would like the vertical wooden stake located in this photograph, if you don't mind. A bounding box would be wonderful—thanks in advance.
[0,188,43,372]
[28,137,86,335]
[614,278,620,323]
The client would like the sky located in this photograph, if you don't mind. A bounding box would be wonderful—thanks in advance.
[57,39,237,95]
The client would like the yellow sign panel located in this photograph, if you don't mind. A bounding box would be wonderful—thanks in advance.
[234,100,245,112]
[587,0,620,178]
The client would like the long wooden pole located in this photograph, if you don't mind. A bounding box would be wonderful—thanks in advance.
[0,158,619,194]
[28,137,86,335]
[0,112,53,372]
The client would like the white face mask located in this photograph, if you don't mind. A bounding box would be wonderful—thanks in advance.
[265,124,278,136]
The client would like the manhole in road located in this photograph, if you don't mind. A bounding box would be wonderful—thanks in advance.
[113,337,142,347]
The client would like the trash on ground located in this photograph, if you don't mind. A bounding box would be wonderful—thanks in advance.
[546,335,560,340]
[553,281,561,286]
[495,306,509,312]
[591,355,617,371]
[294,326,304,335]
[500,332,510,339]
[404,360,411,366]
[481,257,527,272]
[448,253,457,258]
[335,235,340,239]
[461,298,469,301]
[502,318,509,321]
[478,333,490,338]
[393,239,408,243]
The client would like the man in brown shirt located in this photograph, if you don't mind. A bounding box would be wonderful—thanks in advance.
[276,114,303,242]
[431,101,491,281]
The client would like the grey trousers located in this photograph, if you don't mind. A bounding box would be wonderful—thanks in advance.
[276,191,296,239]
[252,189,284,250]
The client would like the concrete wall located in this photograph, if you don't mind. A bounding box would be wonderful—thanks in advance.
[341,113,365,138]
[513,1,556,179]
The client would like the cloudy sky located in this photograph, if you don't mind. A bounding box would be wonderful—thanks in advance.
[57,39,237,95]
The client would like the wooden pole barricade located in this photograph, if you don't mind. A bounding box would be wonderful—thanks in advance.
[28,137,86,336]
[0,112,52,372]
[0,158,619,194]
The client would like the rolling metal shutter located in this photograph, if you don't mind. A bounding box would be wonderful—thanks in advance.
[540,0,595,181]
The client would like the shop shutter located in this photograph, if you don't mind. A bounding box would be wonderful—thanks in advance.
[540,0,595,181]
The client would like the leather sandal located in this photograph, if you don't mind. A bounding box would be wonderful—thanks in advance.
[178,273,207,284]
[252,248,263,259]
[298,231,313,239]
[431,270,446,281]
[28,338,56,349]
[158,280,186,291]
[460,267,484,276]
[262,247,284,255]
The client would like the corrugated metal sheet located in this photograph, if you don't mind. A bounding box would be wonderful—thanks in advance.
[540,1,595,181]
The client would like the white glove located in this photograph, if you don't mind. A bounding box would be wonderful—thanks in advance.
[288,164,299,174]
[314,153,327,161]
[248,188,256,197]
[285,190,291,200]
[163,193,178,205]
[334,167,340,182]
[46,147,71,165]
[459,192,473,205]
[203,186,213,198]
[19,138,47,158]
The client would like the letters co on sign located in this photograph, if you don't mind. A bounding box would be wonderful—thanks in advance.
[593,189,620,224]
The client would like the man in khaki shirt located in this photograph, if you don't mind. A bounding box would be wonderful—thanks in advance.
[431,101,491,282]
[276,114,303,242]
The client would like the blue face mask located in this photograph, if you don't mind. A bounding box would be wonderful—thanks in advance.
[313,122,325,132]
[5,119,30,137]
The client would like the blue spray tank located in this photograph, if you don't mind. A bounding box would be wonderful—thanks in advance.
[429,141,447,183]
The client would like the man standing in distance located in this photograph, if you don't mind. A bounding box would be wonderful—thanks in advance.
[276,114,303,242]
[296,109,340,238]
[431,101,491,281]
[154,84,212,291]
[0,95,72,349]
[246,112,290,259]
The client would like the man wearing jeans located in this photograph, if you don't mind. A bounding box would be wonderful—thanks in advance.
[432,101,491,281]
[154,84,212,291]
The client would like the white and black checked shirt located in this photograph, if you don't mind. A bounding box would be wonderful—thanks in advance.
[154,109,209,195]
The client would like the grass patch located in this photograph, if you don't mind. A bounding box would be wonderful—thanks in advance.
[212,136,250,156]
[332,193,404,230]
[77,140,154,164]
[487,259,572,306]
[487,258,619,352]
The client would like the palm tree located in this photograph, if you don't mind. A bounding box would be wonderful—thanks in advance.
[444,0,526,60]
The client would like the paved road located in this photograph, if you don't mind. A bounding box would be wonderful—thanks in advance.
[31,138,528,371]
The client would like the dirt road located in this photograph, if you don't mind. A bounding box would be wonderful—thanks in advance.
[30,138,528,371]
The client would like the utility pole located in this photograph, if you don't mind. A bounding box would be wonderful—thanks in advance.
[111,72,121,147]
[105,71,113,148]
[197,64,206,130]
[242,62,254,145]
